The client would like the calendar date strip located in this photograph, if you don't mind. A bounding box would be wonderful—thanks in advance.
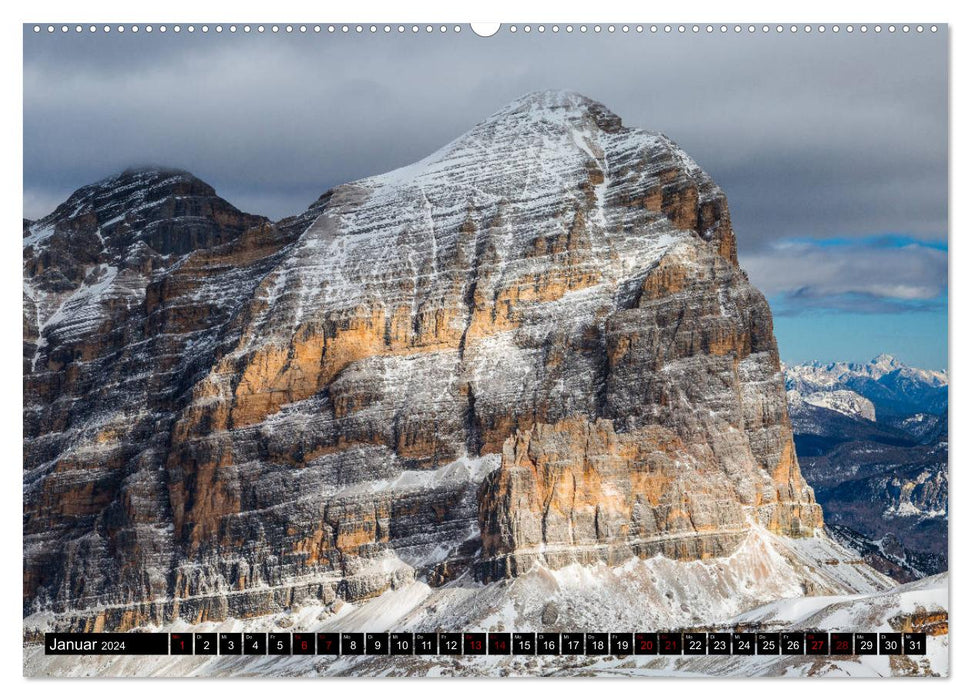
[43,631,927,656]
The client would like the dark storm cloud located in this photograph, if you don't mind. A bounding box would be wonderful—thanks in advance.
[24,26,947,318]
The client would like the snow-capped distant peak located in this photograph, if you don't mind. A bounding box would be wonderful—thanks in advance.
[867,353,902,378]
[785,354,948,420]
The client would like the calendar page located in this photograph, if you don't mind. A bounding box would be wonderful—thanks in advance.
[22,20,948,679]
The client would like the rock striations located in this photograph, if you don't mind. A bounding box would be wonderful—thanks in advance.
[24,91,824,633]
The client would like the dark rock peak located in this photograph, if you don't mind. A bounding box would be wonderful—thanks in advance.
[24,166,267,271]
[33,167,216,229]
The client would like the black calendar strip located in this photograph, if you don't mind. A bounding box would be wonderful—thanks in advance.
[43,631,927,656]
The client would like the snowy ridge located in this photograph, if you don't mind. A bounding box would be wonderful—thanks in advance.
[233,90,717,344]
[784,355,947,393]
[784,354,947,421]
[24,526,945,678]
[787,388,876,422]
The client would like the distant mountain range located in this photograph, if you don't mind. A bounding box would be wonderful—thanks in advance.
[785,354,948,419]
[784,355,948,581]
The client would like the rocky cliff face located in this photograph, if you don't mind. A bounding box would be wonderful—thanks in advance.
[24,91,822,632]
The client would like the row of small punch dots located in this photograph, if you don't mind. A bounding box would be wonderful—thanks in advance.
[172,631,927,656]
[30,23,941,35]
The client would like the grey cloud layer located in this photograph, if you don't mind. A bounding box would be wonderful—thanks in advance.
[740,239,947,315]
[24,28,947,313]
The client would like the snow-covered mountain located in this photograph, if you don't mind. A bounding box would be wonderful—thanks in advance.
[788,389,876,422]
[784,356,947,582]
[23,93,945,678]
[784,355,947,420]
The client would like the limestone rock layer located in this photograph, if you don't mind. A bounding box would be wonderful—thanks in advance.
[23,91,821,630]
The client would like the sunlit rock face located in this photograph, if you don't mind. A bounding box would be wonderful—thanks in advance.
[23,91,821,631]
